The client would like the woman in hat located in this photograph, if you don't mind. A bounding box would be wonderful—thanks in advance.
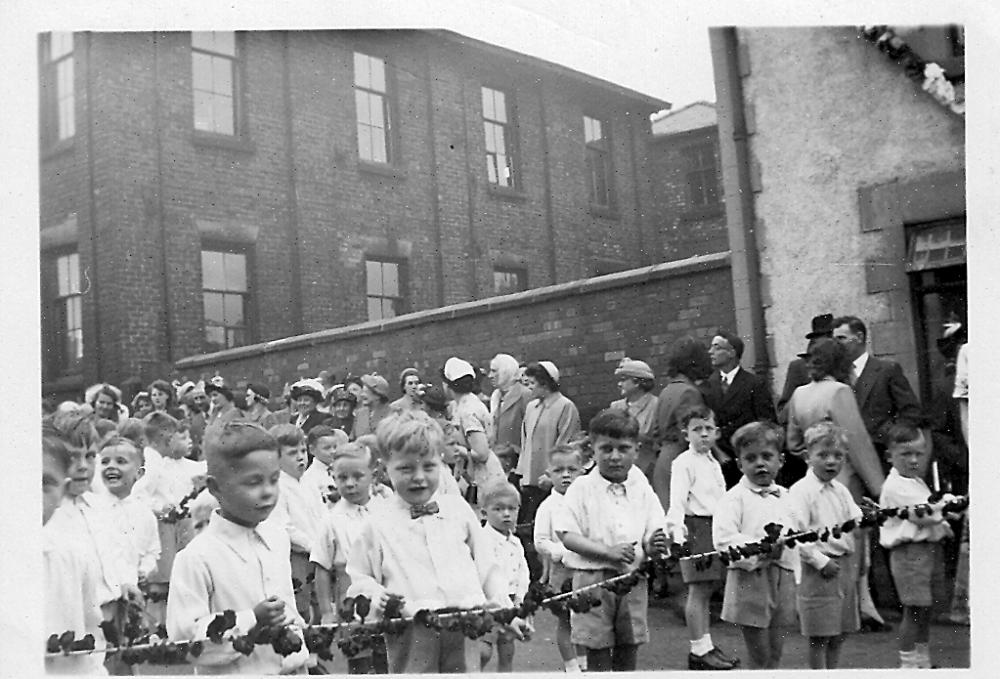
[517,362,580,500]
[441,357,506,503]
[325,386,357,435]
[290,378,331,434]
[130,391,154,420]
[390,367,426,413]
[204,377,243,430]
[651,337,713,511]
[351,374,392,439]
[610,358,660,479]
[244,383,278,430]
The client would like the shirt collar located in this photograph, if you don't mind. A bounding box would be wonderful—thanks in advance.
[807,468,836,489]
[720,366,740,383]
[738,476,782,496]
[208,509,277,551]
[853,351,869,376]
[487,523,516,541]
[592,465,642,489]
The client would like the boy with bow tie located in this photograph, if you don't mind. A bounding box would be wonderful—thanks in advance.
[713,422,799,669]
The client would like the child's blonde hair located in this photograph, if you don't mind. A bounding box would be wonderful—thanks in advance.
[332,440,374,468]
[98,435,145,465]
[479,481,521,508]
[374,410,445,462]
[268,423,305,449]
[803,420,848,451]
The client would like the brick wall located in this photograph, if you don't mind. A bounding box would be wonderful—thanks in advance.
[175,254,734,426]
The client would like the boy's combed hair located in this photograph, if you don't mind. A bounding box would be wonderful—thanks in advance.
[143,411,181,442]
[268,423,305,448]
[332,440,374,467]
[803,420,849,450]
[306,425,348,450]
[546,443,582,465]
[43,430,73,475]
[94,418,118,440]
[731,421,784,455]
[885,422,925,448]
[374,410,445,462]
[47,411,100,450]
[204,422,279,476]
[98,435,145,464]
[678,404,715,430]
[116,417,145,447]
[589,408,640,440]
[479,481,521,508]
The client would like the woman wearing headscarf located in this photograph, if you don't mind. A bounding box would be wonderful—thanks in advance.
[651,337,713,511]
[487,353,533,455]
[390,367,426,412]
[610,358,660,479]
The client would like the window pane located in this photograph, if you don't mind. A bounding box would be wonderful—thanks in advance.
[497,153,511,186]
[192,52,213,91]
[486,155,498,184]
[205,325,225,350]
[70,328,84,362]
[357,124,373,162]
[381,262,399,297]
[367,297,382,321]
[211,31,236,56]
[368,93,385,128]
[484,122,496,153]
[492,90,506,123]
[493,126,506,156]
[201,250,225,289]
[213,94,234,135]
[193,90,213,131]
[223,252,247,291]
[354,52,370,88]
[371,131,387,164]
[369,56,386,93]
[222,293,244,326]
[57,255,70,296]
[50,32,73,60]
[213,56,233,95]
[382,298,396,319]
[67,253,80,294]
[482,87,495,120]
[366,260,383,295]
[203,292,224,324]
[191,32,213,51]
[355,89,371,123]
[66,295,81,331]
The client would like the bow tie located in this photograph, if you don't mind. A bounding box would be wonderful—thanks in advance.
[410,501,440,519]
[753,486,781,498]
[607,483,626,498]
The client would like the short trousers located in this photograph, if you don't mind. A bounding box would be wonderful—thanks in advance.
[797,552,860,637]
[570,568,649,649]
[679,515,723,583]
[890,542,941,607]
[721,565,797,629]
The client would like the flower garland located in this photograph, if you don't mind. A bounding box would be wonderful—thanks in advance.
[858,26,965,116]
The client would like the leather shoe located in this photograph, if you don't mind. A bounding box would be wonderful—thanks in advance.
[860,616,892,633]
[710,647,741,666]
[688,651,736,670]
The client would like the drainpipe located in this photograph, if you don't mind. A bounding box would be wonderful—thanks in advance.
[710,28,769,378]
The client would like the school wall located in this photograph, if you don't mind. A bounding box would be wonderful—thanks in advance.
[174,253,735,426]
[734,27,965,390]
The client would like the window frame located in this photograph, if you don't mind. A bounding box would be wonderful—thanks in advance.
[492,266,528,296]
[190,31,243,139]
[43,249,84,376]
[200,244,252,353]
[681,141,721,209]
[352,50,398,167]
[39,31,76,150]
[364,257,407,322]
[583,114,615,210]
[481,84,521,191]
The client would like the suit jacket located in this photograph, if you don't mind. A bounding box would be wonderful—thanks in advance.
[292,410,332,435]
[786,377,885,500]
[701,367,776,456]
[852,356,923,448]
[490,382,533,451]
[777,358,811,425]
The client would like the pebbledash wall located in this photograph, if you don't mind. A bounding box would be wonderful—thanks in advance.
[729,27,965,392]
[175,253,734,425]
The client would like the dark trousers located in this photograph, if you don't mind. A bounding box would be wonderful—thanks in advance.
[516,483,550,583]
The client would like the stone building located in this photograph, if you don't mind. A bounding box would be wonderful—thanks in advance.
[38,29,669,400]
[710,25,965,403]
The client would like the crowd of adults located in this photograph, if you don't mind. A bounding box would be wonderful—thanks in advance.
[45,312,970,628]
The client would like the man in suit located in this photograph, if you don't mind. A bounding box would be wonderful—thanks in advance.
[702,329,776,487]
[833,314,923,632]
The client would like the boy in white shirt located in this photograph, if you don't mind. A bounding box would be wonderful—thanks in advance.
[478,481,532,672]
[787,421,863,669]
[43,427,106,676]
[311,440,390,674]
[666,405,739,670]
[533,444,587,672]
[268,423,324,622]
[302,425,350,510]
[346,410,526,673]
[879,424,957,669]
[166,422,309,674]
[555,409,669,672]
[713,422,798,669]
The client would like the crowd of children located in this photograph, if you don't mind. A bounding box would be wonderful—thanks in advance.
[42,361,966,675]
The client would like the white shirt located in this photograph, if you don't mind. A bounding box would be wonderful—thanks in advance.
[166,511,308,674]
[480,524,530,603]
[852,351,870,383]
[273,470,325,554]
[720,366,740,387]
[106,493,161,584]
[310,495,389,572]
[437,465,462,497]
[44,510,107,676]
[54,493,129,605]
[712,477,799,577]
[346,493,511,616]
[132,455,207,516]
[555,465,666,570]
[665,446,727,537]
[878,468,953,549]
[300,458,337,510]
[786,469,863,570]
[533,490,568,564]
[953,343,969,399]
